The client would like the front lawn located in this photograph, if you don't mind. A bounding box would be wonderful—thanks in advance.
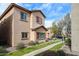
[36,43,64,56]
[49,43,64,51]
[6,39,60,56]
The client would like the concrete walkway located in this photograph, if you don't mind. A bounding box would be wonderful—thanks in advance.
[62,45,79,56]
[23,41,63,56]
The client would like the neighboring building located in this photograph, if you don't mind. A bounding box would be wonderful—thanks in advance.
[0,3,47,47]
[71,4,79,52]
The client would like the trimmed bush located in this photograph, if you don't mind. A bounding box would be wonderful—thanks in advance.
[0,46,8,53]
[45,39,49,42]
[28,41,39,45]
[0,46,8,56]
[16,43,25,50]
[65,38,71,47]
[57,50,66,56]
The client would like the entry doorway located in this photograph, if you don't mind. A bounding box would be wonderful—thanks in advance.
[36,32,45,40]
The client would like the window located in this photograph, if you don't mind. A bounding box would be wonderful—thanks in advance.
[21,32,28,40]
[36,16,39,23]
[20,12,27,21]
[36,16,42,24]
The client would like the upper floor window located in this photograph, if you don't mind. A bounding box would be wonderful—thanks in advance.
[36,16,42,24]
[20,12,27,21]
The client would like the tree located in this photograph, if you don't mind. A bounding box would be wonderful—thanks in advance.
[63,13,71,38]
[51,13,71,39]
[51,22,58,35]
[57,19,65,35]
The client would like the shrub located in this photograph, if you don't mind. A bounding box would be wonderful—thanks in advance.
[53,38,57,40]
[65,38,71,47]
[16,43,25,50]
[57,50,66,56]
[28,41,39,45]
[0,46,8,56]
[45,39,49,42]
[0,46,8,53]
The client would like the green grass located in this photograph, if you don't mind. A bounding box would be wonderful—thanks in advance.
[6,39,61,56]
[36,43,64,56]
[49,43,64,52]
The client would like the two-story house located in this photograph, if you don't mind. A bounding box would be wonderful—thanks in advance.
[0,3,47,47]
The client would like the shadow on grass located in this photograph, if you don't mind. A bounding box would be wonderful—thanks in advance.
[36,50,72,56]
[36,50,66,56]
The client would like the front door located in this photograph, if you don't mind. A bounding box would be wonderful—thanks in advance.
[36,32,45,40]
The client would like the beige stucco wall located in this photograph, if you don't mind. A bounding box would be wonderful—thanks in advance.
[71,3,79,52]
[0,6,46,47]
[12,7,31,46]
[30,30,37,42]
[30,12,45,41]
[30,12,45,28]
[30,27,47,42]
[0,8,14,46]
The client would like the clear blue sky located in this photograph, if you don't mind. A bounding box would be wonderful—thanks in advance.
[0,3,71,27]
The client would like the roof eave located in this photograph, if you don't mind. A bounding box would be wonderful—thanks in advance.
[0,3,31,20]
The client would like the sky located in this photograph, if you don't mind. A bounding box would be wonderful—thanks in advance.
[0,3,71,27]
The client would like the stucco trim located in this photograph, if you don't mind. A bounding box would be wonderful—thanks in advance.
[32,26,48,31]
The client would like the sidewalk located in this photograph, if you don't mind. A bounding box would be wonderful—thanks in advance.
[23,41,63,56]
[62,45,79,56]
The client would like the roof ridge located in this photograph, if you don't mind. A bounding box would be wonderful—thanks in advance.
[0,3,46,20]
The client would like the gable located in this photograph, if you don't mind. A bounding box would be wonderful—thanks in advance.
[0,7,14,21]
[32,26,48,32]
[35,27,47,32]
[0,3,31,20]
[31,10,46,18]
[0,3,46,20]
